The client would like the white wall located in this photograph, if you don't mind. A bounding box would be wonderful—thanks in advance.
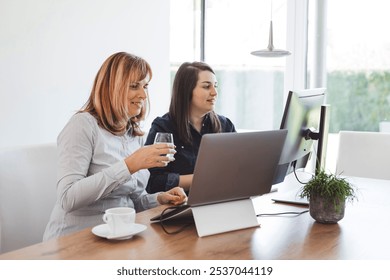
[0,0,171,149]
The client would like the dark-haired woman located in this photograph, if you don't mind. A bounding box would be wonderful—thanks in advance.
[145,61,236,194]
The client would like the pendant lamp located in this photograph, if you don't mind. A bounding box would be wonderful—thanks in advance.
[251,0,291,57]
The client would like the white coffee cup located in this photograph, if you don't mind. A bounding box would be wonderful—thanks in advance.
[102,207,136,237]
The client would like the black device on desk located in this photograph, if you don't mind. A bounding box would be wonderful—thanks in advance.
[273,88,330,184]
[271,88,330,205]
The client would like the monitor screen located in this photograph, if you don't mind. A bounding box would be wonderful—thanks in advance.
[273,88,330,184]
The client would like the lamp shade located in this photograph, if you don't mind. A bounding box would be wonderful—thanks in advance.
[251,20,291,58]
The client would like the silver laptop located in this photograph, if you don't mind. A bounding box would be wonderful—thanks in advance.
[150,129,288,222]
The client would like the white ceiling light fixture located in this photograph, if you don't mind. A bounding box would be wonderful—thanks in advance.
[251,0,291,58]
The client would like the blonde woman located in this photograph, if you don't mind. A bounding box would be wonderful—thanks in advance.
[44,52,186,240]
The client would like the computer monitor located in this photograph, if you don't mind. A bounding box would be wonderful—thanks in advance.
[273,88,330,184]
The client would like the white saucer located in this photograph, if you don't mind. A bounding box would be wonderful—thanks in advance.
[92,223,147,240]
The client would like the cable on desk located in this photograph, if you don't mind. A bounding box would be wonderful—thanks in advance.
[293,167,313,185]
[292,161,318,185]
[293,168,308,184]
[257,209,309,217]
[159,206,193,235]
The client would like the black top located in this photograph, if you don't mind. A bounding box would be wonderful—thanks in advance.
[144,113,236,193]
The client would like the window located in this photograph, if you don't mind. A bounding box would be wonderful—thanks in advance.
[307,0,390,132]
[170,0,390,173]
[170,0,290,131]
[171,0,390,134]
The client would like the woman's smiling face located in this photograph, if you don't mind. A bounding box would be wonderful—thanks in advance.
[127,75,149,118]
[190,70,218,116]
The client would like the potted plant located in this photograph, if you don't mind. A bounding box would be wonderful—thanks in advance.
[299,170,357,223]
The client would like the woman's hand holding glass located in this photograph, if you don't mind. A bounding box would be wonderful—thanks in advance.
[153,132,175,162]
[124,143,176,174]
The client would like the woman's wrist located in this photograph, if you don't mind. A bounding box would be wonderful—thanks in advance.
[124,155,138,174]
[179,174,193,190]
[156,192,164,205]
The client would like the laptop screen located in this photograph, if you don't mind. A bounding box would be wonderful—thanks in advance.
[187,129,287,206]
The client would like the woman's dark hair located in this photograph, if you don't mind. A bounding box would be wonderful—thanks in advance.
[169,61,221,145]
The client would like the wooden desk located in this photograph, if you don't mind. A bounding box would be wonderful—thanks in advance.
[1,176,389,260]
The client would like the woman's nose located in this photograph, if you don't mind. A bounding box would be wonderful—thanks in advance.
[139,88,148,99]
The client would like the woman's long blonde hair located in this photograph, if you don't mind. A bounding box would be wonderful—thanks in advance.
[81,52,152,136]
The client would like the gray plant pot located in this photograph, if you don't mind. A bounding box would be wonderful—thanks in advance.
[309,192,345,223]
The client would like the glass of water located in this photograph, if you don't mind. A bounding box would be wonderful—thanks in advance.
[154,132,175,161]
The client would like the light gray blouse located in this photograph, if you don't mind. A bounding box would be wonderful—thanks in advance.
[43,112,160,240]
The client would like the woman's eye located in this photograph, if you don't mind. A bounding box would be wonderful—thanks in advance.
[203,84,218,90]
[130,84,139,89]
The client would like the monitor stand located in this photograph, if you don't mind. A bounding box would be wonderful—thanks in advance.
[270,172,310,206]
[191,198,259,237]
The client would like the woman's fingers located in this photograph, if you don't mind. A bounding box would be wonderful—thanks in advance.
[125,144,177,172]
[157,187,188,205]
[150,144,176,165]
[152,144,176,156]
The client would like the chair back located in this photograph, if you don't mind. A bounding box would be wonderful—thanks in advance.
[336,131,390,180]
[0,143,57,253]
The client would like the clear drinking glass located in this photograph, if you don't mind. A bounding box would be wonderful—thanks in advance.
[153,132,175,161]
